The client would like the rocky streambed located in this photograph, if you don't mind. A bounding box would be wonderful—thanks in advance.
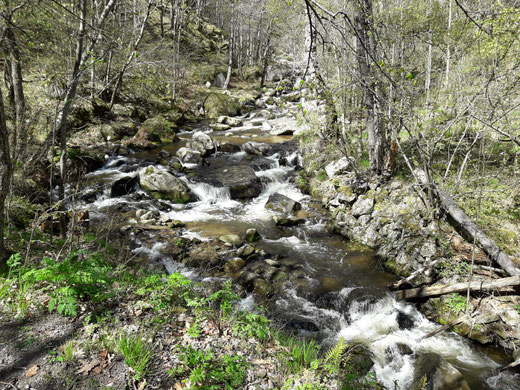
[71,92,520,389]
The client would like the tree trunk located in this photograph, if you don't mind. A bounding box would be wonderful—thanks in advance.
[223,0,235,90]
[5,27,26,162]
[0,84,13,266]
[353,0,389,176]
[395,275,520,300]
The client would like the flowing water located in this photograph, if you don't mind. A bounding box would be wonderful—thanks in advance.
[78,100,520,389]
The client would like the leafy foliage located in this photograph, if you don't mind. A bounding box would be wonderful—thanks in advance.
[171,346,249,390]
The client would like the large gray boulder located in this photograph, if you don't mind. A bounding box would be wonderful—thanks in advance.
[199,164,262,199]
[351,195,374,217]
[139,166,193,203]
[265,193,302,214]
[187,131,217,157]
[242,141,271,156]
[325,157,353,178]
[176,147,203,165]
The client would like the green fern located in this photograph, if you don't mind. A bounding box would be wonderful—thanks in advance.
[322,337,348,375]
[49,286,79,316]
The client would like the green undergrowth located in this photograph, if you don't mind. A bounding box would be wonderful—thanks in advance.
[0,234,380,388]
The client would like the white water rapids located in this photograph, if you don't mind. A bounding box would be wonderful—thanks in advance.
[78,101,520,389]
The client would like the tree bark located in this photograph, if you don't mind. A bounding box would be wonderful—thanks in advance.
[0,84,13,266]
[353,0,388,175]
[395,275,520,300]
[223,0,235,90]
[436,189,520,277]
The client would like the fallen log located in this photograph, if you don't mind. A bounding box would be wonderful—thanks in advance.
[499,357,520,372]
[414,170,520,277]
[419,312,474,340]
[391,258,441,290]
[395,275,520,300]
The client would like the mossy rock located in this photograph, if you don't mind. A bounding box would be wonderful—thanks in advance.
[9,196,36,229]
[138,115,178,143]
[203,93,241,119]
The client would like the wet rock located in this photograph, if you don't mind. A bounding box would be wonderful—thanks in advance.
[286,318,319,332]
[187,131,217,157]
[325,157,353,178]
[139,166,193,203]
[411,353,470,390]
[219,234,243,247]
[199,164,262,199]
[396,311,415,329]
[209,123,231,131]
[264,259,279,267]
[351,195,374,217]
[237,244,255,258]
[273,216,306,227]
[244,228,261,242]
[272,270,288,282]
[252,278,273,297]
[396,343,413,355]
[224,257,246,274]
[265,193,302,214]
[217,116,242,127]
[270,127,294,136]
[242,141,271,156]
[111,175,138,197]
[176,147,203,165]
[219,142,241,153]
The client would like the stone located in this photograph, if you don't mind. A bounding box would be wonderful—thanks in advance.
[217,116,242,127]
[219,143,241,153]
[270,127,294,136]
[274,216,305,227]
[351,195,374,217]
[325,157,353,178]
[176,147,203,165]
[125,115,176,150]
[242,141,271,156]
[252,278,273,297]
[205,81,211,88]
[219,234,243,247]
[186,131,217,157]
[139,166,193,203]
[209,123,231,131]
[224,257,246,274]
[214,73,226,88]
[265,193,302,214]
[245,228,261,242]
[198,164,262,199]
[420,241,437,258]
[158,150,170,159]
[237,244,255,258]
[411,353,470,390]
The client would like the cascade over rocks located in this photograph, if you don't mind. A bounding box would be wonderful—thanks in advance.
[265,193,302,214]
[111,175,138,197]
[138,166,193,203]
[196,164,262,199]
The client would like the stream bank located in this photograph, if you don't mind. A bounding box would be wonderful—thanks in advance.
[61,85,520,389]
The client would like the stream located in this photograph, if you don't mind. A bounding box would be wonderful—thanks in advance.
[76,98,520,389]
